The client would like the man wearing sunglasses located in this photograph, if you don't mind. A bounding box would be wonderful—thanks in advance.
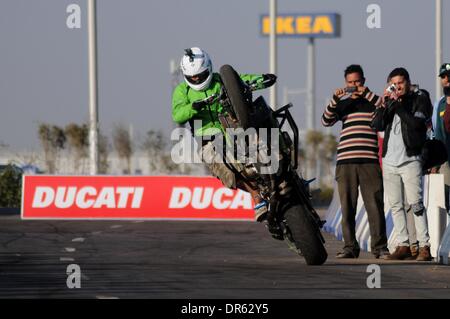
[433,64,450,216]
[172,47,276,222]
[372,67,433,261]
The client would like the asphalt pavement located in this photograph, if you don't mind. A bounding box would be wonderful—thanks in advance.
[0,213,450,299]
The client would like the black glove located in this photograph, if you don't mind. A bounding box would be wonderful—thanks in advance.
[192,100,208,110]
[192,94,218,110]
[262,73,277,88]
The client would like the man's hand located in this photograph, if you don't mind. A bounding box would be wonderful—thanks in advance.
[192,100,207,110]
[381,89,395,109]
[384,84,399,101]
[262,73,277,88]
[353,86,367,98]
[192,97,212,110]
[192,95,217,110]
[334,88,346,99]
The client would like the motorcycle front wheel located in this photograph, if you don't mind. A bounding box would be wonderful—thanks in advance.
[219,64,251,129]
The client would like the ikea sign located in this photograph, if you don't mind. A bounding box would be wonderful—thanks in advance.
[261,13,341,38]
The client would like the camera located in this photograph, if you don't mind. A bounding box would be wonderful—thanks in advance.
[344,87,357,94]
[444,86,450,97]
[386,84,396,94]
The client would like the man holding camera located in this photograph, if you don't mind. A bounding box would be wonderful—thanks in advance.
[372,67,433,261]
[434,63,450,213]
[322,64,389,259]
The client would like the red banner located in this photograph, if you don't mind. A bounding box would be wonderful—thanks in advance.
[21,175,254,220]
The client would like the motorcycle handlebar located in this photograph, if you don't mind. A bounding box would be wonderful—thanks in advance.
[202,74,276,104]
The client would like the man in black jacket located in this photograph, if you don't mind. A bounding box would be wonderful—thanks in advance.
[371,67,433,261]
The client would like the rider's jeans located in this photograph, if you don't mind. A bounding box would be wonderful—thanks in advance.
[200,141,238,189]
[382,160,430,247]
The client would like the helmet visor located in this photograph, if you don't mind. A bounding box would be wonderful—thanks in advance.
[185,69,210,85]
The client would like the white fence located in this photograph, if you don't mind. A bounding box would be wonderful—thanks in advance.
[323,174,450,264]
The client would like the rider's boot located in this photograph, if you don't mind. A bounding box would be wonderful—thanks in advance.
[254,200,269,222]
[252,194,283,240]
[278,180,292,196]
[246,188,269,222]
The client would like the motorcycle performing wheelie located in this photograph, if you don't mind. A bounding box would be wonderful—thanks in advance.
[172,48,327,265]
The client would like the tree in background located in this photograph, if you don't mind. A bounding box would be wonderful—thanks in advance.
[314,133,338,206]
[13,151,40,171]
[0,164,22,208]
[305,130,324,181]
[112,124,133,174]
[320,133,338,185]
[141,129,186,174]
[98,132,110,174]
[142,129,165,173]
[38,124,66,174]
[297,143,306,175]
[65,123,89,173]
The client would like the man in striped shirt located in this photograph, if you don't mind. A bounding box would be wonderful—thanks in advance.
[322,64,389,259]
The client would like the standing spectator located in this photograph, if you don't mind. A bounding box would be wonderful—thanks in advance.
[372,67,433,261]
[322,64,389,259]
[433,63,450,214]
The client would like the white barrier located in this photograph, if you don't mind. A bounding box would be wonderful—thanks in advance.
[324,174,450,262]
[424,174,449,258]
[324,185,396,252]
[438,226,450,264]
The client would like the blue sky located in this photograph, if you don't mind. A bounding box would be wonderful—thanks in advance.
[1,0,449,150]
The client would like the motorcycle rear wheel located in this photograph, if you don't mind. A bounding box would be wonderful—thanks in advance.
[284,204,328,265]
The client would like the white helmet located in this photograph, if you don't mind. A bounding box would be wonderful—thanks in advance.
[180,47,213,91]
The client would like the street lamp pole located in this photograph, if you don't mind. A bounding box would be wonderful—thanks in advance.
[88,0,99,175]
[306,37,316,131]
[269,0,277,110]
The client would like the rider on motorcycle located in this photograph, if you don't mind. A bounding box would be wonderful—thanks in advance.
[171,47,277,222]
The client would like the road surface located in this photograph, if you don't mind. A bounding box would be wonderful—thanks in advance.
[0,213,449,299]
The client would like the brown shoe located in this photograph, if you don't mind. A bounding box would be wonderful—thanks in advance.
[416,246,433,261]
[406,245,419,260]
[373,249,390,259]
[385,246,412,260]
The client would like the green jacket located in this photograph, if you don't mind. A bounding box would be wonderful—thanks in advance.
[172,73,265,136]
